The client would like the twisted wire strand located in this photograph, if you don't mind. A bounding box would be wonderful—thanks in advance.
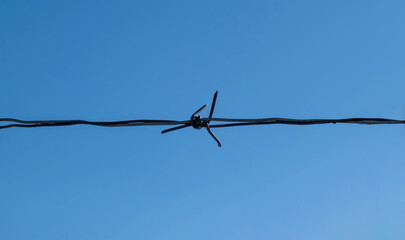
[0,118,190,130]
[204,117,405,128]
[1,117,404,130]
[2,91,405,147]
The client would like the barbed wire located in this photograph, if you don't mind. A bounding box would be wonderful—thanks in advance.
[1,91,405,147]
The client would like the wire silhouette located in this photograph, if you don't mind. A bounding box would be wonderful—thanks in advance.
[2,91,405,147]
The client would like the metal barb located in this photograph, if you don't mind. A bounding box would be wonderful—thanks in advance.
[208,91,218,122]
[204,120,222,147]
[192,105,208,118]
[160,91,222,147]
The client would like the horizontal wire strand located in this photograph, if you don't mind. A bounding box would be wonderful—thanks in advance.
[2,92,405,147]
[1,117,405,130]
[0,118,191,130]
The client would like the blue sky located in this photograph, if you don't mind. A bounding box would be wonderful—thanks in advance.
[1,0,405,239]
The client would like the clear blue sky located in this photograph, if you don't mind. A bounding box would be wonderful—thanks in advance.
[1,1,405,239]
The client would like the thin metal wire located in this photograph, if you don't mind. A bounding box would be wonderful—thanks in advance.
[1,91,405,147]
[0,119,190,130]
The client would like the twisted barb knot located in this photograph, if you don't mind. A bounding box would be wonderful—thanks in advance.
[161,91,221,147]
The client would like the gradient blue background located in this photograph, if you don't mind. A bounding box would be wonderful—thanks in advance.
[1,1,405,239]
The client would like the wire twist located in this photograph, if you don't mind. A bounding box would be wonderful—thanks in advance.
[161,91,221,146]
